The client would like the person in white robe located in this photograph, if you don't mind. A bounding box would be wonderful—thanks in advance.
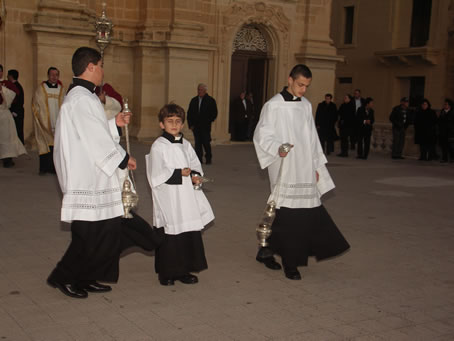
[32,67,65,174]
[253,64,350,280]
[0,65,27,168]
[47,47,137,299]
[147,103,214,286]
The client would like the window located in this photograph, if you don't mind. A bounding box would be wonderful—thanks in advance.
[339,77,353,84]
[410,0,432,47]
[344,6,354,44]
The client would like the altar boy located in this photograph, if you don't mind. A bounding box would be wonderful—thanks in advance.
[146,104,214,286]
[253,64,350,280]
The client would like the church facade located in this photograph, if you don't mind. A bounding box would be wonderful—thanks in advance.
[0,0,340,144]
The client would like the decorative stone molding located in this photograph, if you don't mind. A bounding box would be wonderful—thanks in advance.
[220,1,290,68]
[233,25,268,53]
[375,47,441,66]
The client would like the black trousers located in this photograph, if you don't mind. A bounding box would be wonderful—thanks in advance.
[320,137,334,155]
[339,134,350,155]
[391,128,406,157]
[357,133,371,159]
[419,143,436,160]
[13,115,24,145]
[193,127,212,163]
[39,146,56,173]
[52,217,123,284]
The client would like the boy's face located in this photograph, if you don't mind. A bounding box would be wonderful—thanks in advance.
[287,75,311,98]
[160,116,184,136]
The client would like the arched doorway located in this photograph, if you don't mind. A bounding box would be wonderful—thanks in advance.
[229,24,270,141]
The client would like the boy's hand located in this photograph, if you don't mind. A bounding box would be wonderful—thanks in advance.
[192,176,202,185]
[278,144,293,158]
[128,157,137,170]
[182,167,191,177]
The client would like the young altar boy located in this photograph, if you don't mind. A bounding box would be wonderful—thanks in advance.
[146,103,214,286]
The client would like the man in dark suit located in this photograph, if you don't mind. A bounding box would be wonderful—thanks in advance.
[231,91,253,141]
[389,97,411,159]
[352,88,366,150]
[7,69,25,144]
[187,83,218,164]
[356,97,375,160]
[315,93,338,155]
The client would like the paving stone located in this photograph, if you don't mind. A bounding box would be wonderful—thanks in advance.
[1,143,453,340]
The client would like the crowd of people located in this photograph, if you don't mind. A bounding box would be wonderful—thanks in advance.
[314,89,454,163]
[3,45,451,300]
[2,49,351,299]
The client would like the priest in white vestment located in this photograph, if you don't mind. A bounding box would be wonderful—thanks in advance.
[47,47,138,299]
[32,67,65,174]
[0,65,27,168]
[253,64,350,280]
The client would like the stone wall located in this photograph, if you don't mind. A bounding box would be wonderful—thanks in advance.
[1,0,341,147]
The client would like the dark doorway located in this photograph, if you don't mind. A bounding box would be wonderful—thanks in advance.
[409,76,425,107]
[229,50,269,140]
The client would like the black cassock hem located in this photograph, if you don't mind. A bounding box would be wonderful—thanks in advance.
[268,205,350,269]
[53,217,122,284]
[155,229,208,279]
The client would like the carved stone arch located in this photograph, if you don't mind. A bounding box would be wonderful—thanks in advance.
[221,1,290,63]
[220,2,290,107]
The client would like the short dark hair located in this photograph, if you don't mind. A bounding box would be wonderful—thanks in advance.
[365,97,373,105]
[47,67,59,76]
[0,64,3,72]
[325,93,333,99]
[158,103,185,123]
[444,98,453,107]
[422,98,431,108]
[289,64,312,79]
[7,69,19,80]
[354,89,361,93]
[71,47,102,77]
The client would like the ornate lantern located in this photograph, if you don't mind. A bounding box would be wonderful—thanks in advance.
[94,2,113,60]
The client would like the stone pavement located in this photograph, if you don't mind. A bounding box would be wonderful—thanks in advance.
[1,142,454,341]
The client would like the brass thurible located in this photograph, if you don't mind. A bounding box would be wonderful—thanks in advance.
[256,142,292,248]
[256,200,276,247]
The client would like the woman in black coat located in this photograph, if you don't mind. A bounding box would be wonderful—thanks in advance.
[414,99,437,161]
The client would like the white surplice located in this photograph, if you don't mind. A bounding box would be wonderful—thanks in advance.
[146,136,214,235]
[54,86,127,223]
[253,93,335,209]
[0,86,26,159]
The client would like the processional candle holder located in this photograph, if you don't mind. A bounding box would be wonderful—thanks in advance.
[120,98,138,218]
[94,2,113,61]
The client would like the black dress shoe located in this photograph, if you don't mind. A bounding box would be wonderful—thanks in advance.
[178,274,198,284]
[256,256,282,270]
[79,281,112,293]
[337,153,348,157]
[3,159,14,168]
[47,276,88,299]
[159,276,175,286]
[284,268,302,280]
